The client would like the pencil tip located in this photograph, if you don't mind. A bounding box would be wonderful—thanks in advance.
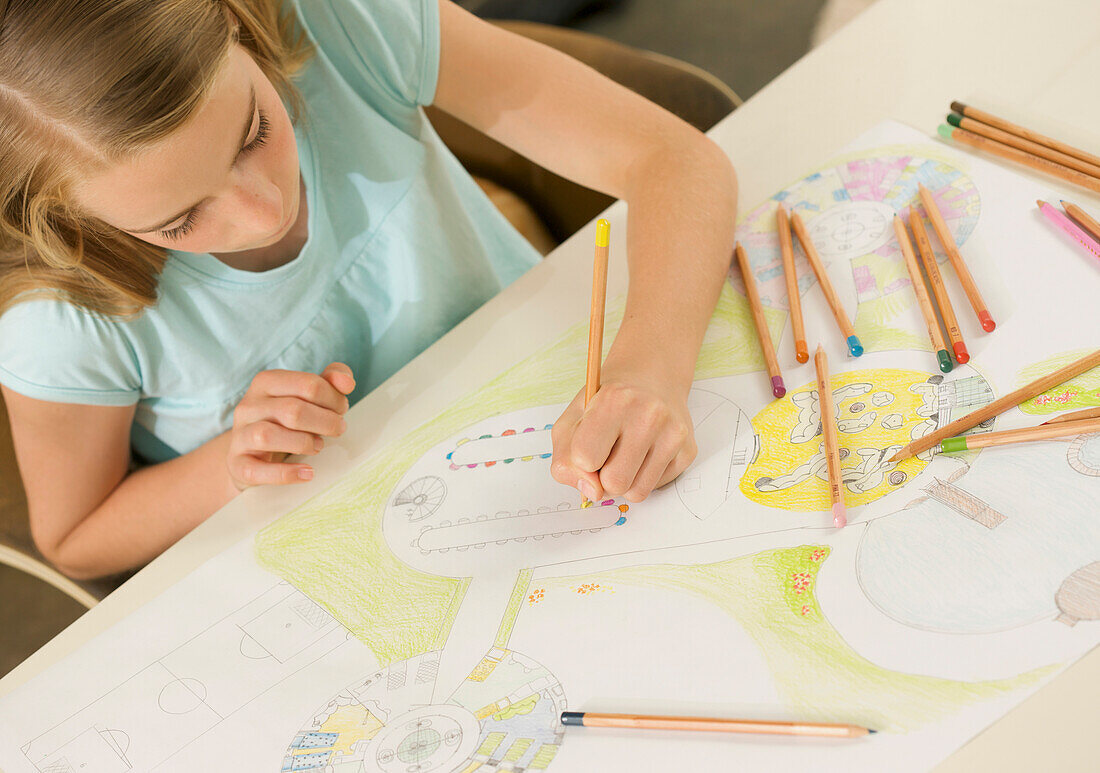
[867,728,878,735]
[832,502,847,529]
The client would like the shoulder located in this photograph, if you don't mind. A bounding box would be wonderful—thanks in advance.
[289,0,441,108]
[0,297,141,405]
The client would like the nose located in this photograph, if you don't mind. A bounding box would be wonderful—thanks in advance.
[227,173,285,236]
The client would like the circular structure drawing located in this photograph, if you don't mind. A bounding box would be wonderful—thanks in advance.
[806,199,897,259]
[730,152,981,340]
[1067,434,1100,477]
[282,648,566,772]
[392,476,448,522]
[157,678,207,714]
[372,705,477,772]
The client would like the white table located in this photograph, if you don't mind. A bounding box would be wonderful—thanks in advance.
[4,1,1098,769]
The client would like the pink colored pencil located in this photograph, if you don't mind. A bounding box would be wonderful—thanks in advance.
[1037,199,1100,267]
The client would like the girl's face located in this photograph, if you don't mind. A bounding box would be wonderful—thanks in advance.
[73,45,301,255]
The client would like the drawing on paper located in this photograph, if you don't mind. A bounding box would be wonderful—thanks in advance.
[283,648,565,772]
[12,124,1100,773]
[1066,433,1100,476]
[521,545,1053,733]
[19,582,347,772]
[1055,562,1100,626]
[741,369,994,511]
[1017,349,1100,415]
[857,442,1100,633]
[732,150,981,354]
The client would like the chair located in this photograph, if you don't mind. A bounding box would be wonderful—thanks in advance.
[0,393,118,609]
[427,21,742,247]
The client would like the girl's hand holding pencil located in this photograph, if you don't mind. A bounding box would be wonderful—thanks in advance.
[550,359,697,504]
[227,362,356,490]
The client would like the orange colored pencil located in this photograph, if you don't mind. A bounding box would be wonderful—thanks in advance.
[938,123,1100,195]
[561,711,874,738]
[1061,201,1100,243]
[1041,407,1100,426]
[947,113,1100,180]
[951,101,1100,169]
[734,242,786,398]
[893,216,952,374]
[789,211,864,357]
[917,183,996,332]
[909,211,969,364]
[776,205,809,364]
[585,219,610,407]
[814,345,847,529]
[889,348,1100,462]
[940,418,1100,453]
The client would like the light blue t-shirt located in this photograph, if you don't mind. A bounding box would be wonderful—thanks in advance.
[0,0,539,463]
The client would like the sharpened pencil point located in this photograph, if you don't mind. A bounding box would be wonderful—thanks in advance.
[868,728,878,734]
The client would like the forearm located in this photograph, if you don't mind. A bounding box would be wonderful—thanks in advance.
[605,136,738,389]
[50,431,238,579]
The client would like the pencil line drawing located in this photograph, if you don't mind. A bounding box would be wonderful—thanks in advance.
[742,370,993,511]
[1055,562,1100,626]
[5,124,1100,773]
[858,440,1100,634]
[922,477,1006,529]
[732,149,981,355]
[525,545,1053,733]
[282,648,565,773]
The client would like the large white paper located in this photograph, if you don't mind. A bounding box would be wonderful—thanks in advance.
[1,121,1098,772]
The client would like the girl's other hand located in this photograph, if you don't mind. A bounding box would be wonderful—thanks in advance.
[227,362,355,490]
[550,364,697,503]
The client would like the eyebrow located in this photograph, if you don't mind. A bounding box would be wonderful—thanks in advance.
[129,85,257,233]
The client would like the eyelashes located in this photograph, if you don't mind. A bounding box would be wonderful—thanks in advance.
[160,109,272,242]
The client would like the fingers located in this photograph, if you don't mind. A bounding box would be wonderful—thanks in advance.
[551,384,696,503]
[250,369,350,414]
[242,421,324,457]
[626,436,697,502]
[236,397,346,437]
[322,362,356,395]
[230,364,356,491]
[230,454,315,488]
[569,393,622,473]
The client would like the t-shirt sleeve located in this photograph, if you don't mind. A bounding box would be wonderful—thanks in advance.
[314,0,441,108]
[0,298,141,406]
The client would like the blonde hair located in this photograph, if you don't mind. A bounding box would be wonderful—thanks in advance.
[0,0,314,317]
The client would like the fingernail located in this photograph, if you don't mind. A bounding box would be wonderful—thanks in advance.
[314,436,324,453]
[298,467,314,481]
[578,480,597,501]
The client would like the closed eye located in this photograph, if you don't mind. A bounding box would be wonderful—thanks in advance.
[160,110,271,242]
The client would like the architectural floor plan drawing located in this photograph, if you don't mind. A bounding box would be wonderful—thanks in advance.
[1,122,1097,773]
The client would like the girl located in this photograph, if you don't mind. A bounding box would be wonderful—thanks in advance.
[0,0,736,579]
